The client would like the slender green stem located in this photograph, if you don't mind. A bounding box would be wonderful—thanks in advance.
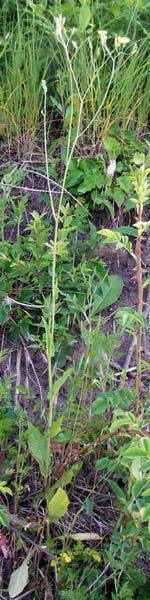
[135,196,143,411]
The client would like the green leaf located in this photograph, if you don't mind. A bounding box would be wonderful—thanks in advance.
[113,226,137,237]
[131,457,142,480]
[49,462,82,497]
[50,417,63,438]
[91,395,107,415]
[132,478,147,499]
[142,489,150,496]
[103,135,121,158]
[48,487,69,522]
[0,481,12,495]
[0,301,10,325]
[100,199,115,218]
[79,1,91,31]
[99,229,122,243]
[143,504,150,521]
[118,175,132,193]
[96,458,109,470]
[66,170,83,188]
[27,423,47,477]
[51,368,72,400]
[0,506,9,527]
[123,197,137,213]
[91,275,123,314]
[110,417,133,431]
[108,480,126,502]
[123,446,146,458]
[8,560,28,598]
[141,438,150,457]
[132,152,145,165]
[59,462,82,487]
[111,187,125,207]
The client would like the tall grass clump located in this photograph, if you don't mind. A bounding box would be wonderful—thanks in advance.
[0,1,56,157]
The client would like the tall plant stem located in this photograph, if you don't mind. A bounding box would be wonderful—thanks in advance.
[42,22,116,485]
[135,199,143,411]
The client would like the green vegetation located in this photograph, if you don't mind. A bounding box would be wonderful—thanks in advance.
[0,1,150,598]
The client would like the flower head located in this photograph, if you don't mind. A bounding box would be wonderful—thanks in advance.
[107,159,116,177]
[115,35,130,49]
[50,559,57,567]
[55,14,65,41]
[60,552,72,564]
[41,80,47,94]
[98,30,107,47]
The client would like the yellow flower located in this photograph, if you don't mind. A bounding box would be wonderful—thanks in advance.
[50,559,57,567]
[60,552,72,564]
[91,551,101,563]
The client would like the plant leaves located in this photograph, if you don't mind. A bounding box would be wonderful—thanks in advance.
[103,135,121,158]
[50,417,63,438]
[48,487,69,522]
[91,275,123,314]
[0,506,9,527]
[96,458,108,470]
[51,368,72,400]
[132,478,147,499]
[111,187,125,207]
[79,1,91,31]
[118,175,132,193]
[8,559,28,598]
[27,423,47,477]
[108,481,126,502]
[91,395,108,415]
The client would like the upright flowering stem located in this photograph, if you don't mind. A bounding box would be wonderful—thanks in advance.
[131,161,150,411]
[135,205,143,411]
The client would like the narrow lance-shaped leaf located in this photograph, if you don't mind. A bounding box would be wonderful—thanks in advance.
[27,423,47,477]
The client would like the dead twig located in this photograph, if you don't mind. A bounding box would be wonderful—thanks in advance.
[119,285,150,388]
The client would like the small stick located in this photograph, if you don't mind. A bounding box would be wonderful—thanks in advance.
[119,285,150,388]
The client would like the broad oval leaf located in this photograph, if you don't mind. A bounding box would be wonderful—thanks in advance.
[8,559,28,598]
[91,395,107,415]
[48,487,69,522]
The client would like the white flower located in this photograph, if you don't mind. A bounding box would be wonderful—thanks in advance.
[98,30,107,47]
[72,41,78,50]
[55,14,65,41]
[131,42,138,54]
[115,35,130,49]
[41,80,47,94]
[107,159,116,177]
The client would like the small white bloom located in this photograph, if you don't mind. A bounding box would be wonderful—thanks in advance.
[98,30,107,47]
[115,35,130,49]
[72,41,78,50]
[107,159,116,177]
[131,42,138,54]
